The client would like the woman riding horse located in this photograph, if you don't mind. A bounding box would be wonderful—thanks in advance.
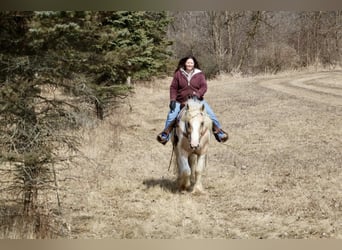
[157,55,228,145]
[174,98,213,193]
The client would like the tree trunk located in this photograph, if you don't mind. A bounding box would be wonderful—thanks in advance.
[314,11,323,70]
[224,11,242,72]
[336,11,341,64]
[208,11,226,74]
[236,11,263,72]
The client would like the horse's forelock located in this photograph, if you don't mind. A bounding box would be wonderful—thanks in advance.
[187,98,202,108]
[183,101,212,130]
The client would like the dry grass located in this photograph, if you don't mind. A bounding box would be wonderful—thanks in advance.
[1,68,342,238]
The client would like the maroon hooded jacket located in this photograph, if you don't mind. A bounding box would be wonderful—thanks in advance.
[170,68,207,104]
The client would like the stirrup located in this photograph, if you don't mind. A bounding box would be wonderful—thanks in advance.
[157,133,168,145]
[214,130,229,143]
[219,131,229,143]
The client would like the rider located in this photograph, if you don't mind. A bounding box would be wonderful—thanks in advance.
[156,55,228,145]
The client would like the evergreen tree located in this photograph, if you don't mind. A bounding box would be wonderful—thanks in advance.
[0,11,172,233]
[100,11,172,81]
[0,11,81,216]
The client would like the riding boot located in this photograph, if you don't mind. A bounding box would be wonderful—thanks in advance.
[157,119,177,145]
[212,123,229,143]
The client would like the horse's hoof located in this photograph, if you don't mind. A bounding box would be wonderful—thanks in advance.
[191,186,206,195]
[179,186,191,193]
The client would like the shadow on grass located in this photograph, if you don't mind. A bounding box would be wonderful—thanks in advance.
[142,177,178,193]
[0,204,67,239]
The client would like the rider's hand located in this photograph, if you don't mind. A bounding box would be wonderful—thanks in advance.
[169,100,176,112]
[192,92,200,100]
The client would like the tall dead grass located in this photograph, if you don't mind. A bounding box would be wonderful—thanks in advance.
[2,69,341,239]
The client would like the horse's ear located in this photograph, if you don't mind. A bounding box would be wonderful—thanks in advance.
[201,104,205,112]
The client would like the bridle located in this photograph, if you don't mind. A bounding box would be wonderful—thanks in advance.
[179,111,209,141]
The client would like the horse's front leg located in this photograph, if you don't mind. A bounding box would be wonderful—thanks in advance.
[177,150,191,191]
[188,154,197,184]
[192,154,206,194]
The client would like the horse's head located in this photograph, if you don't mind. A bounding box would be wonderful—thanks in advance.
[184,100,209,150]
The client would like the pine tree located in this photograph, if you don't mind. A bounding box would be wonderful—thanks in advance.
[0,11,172,235]
[95,11,172,82]
[0,11,81,217]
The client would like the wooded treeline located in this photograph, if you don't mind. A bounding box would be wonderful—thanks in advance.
[0,11,341,238]
[169,11,341,77]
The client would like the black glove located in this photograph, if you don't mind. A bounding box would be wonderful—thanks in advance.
[192,91,200,100]
[169,100,176,112]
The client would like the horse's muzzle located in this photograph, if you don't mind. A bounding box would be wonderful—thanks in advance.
[190,143,200,150]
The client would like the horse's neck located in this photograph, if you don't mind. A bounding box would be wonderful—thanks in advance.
[177,107,186,122]
[203,113,212,130]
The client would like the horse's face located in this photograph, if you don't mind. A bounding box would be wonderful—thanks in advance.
[186,104,207,150]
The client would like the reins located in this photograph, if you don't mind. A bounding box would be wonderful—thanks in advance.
[168,145,174,172]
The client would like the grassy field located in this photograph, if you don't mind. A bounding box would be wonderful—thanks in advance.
[1,69,342,238]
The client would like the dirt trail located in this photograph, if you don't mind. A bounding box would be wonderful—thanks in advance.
[61,70,342,239]
[259,71,342,106]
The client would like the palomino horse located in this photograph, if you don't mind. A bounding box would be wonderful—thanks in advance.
[172,98,212,194]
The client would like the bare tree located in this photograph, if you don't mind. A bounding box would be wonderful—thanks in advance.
[207,11,226,74]
[236,11,264,72]
[167,11,341,76]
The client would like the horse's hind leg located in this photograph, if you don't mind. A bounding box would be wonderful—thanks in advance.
[192,154,206,194]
